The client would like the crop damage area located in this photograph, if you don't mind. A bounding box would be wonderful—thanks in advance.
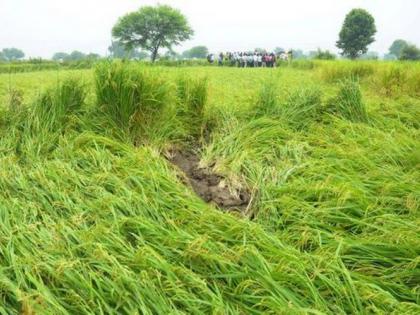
[167,149,251,211]
[0,60,419,314]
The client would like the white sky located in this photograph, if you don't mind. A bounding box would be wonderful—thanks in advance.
[1,0,419,58]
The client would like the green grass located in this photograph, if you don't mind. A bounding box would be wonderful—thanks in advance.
[0,60,419,314]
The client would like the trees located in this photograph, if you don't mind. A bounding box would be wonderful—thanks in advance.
[134,51,150,60]
[182,46,209,59]
[52,52,70,61]
[313,49,336,60]
[387,40,419,60]
[86,53,101,60]
[53,51,101,62]
[108,41,135,59]
[69,51,86,61]
[400,44,420,61]
[383,53,398,61]
[274,47,285,55]
[336,9,376,59]
[112,5,193,62]
[291,49,305,59]
[1,48,25,61]
[389,39,409,59]
[108,41,149,60]
[254,48,267,54]
[360,51,379,60]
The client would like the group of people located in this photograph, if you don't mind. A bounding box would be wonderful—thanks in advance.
[207,51,293,68]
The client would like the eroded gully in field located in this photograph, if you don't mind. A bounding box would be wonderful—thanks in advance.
[166,149,251,212]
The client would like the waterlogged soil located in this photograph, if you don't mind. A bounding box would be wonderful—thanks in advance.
[167,149,251,212]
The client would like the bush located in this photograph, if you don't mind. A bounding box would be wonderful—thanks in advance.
[327,78,368,122]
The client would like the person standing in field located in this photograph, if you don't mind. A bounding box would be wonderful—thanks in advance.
[266,53,273,67]
[271,53,277,67]
[218,53,224,66]
[207,54,213,64]
[247,53,254,67]
[288,50,293,63]
[242,53,247,68]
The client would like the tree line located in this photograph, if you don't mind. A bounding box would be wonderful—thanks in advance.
[1,6,420,63]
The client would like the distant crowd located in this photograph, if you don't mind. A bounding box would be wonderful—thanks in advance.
[207,51,293,67]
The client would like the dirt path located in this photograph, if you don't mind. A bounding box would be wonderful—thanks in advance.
[167,149,250,211]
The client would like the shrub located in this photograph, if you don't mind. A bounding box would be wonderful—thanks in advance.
[327,78,368,122]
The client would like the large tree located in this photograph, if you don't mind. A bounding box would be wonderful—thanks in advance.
[399,44,420,61]
[336,9,376,59]
[389,39,409,59]
[112,5,193,62]
[1,48,25,61]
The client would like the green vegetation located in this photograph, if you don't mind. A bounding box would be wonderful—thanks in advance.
[400,44,420,61]
[337,9,377,59]
[182,46,209,59]
[0,60,98,74]
[0,60,419,314]
[0,48,25,61]
[389,39,410,59]
[112,5,194,62]
[313,49,336,60]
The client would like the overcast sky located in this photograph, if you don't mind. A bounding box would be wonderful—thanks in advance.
[1,0,419,58]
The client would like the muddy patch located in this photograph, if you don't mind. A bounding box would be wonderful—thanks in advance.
[167,149,251,211]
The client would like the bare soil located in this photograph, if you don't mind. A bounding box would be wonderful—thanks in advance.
[167,149,250,211]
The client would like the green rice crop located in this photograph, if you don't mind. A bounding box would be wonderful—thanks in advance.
[319,60,376,82]
[327,77,368,122]
[176,75,208,139]
[0,60,419,314]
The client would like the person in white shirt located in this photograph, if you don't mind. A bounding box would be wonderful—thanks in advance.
[247,53,254,67]
[253,53,259,67]
[242,53,248,68]
[257,54,262,67]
